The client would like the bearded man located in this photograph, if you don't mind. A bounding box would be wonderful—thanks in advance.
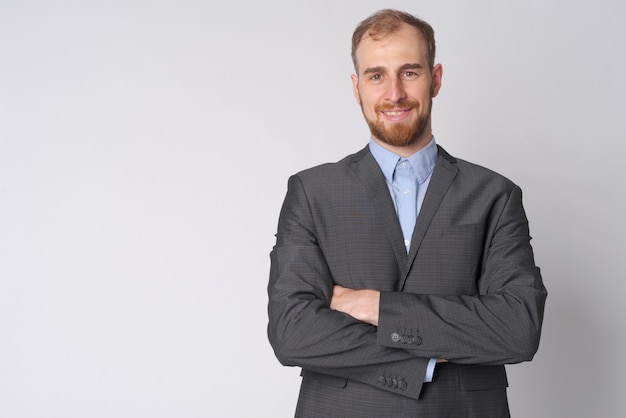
[267,9,547,418]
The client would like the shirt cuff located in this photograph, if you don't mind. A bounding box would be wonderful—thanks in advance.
[423,358,437,382]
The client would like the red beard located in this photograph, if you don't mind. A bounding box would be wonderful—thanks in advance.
[364,98,432,147]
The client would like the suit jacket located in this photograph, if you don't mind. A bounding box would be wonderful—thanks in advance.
[267,145,547,416]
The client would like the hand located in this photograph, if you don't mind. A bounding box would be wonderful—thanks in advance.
[330,285,380,326]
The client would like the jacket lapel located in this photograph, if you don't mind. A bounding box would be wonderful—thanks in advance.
[402,146,458,289]
[351,147,409,280]
[351,145,459,290]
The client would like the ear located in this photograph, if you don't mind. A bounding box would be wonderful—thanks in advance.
[431,63,443,97]
[351,74,360,104]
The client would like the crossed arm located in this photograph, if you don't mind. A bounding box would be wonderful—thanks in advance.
[330,286,449,365]
[269,173,546,397]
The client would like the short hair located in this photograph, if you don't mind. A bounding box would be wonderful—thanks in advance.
[351,9,436,72]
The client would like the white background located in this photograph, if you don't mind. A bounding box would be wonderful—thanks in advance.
[1,1,625,417]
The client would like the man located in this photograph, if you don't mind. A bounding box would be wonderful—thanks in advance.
[267,9,546,417]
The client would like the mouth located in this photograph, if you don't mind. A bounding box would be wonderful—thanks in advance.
[381,108,412,121]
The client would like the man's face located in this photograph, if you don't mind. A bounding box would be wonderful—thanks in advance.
[351,23,442,152]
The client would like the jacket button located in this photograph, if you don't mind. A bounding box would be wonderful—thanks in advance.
[391,332,401,343]
[398,380,407,390]
[378,376,386,385]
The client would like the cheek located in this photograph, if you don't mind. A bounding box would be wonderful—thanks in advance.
[359,93,379,111]
[357,96,372,113]
[364,103,380,118]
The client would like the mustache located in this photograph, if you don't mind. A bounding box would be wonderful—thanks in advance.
[374,99,419,112]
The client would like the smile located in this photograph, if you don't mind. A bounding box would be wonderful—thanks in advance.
[381,108,412,121]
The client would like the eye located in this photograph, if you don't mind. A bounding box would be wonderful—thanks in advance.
[369,74,382,81]
[402,71,418,78]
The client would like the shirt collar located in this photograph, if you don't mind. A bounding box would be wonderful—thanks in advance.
[369,136,438,185]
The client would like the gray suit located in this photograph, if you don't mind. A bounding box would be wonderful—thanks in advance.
[267,145,547,417]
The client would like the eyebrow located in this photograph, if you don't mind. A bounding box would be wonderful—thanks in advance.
[399,63,424,72]
[362,63,424,75]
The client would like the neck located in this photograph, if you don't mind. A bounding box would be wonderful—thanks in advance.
[372,131,432,158]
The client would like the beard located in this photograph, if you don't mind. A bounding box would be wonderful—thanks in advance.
[362,97,432,147]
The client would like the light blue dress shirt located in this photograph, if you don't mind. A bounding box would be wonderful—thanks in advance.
[369,136,439,382]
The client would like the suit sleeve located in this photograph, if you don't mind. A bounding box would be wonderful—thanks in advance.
[377,185,547,365]
[267,174,428,399]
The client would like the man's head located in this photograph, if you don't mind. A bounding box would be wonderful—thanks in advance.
[351,9,442,155]
[351,9,436,74]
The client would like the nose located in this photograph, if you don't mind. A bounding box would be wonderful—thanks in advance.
[386,77,407,103]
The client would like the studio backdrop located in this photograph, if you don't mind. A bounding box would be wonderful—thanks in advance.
[1,1,624,417]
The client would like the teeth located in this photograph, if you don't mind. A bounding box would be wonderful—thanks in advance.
[384,111,404,116]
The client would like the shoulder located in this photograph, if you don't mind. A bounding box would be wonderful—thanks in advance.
[291,146,371,184]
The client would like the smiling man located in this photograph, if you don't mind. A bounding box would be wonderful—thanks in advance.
[352,19,441,155]
[268,9,546,418]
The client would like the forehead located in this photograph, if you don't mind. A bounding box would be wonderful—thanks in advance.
[355,23,428,72]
